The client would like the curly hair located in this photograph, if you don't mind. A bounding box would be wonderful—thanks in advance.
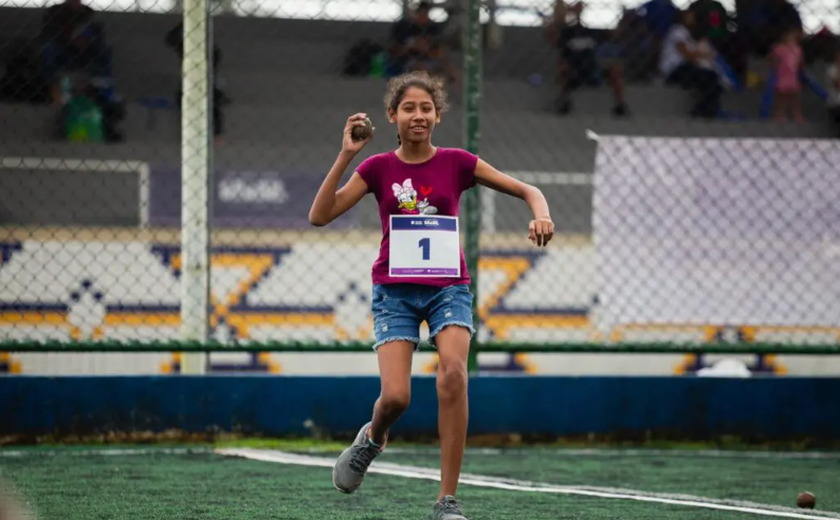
[384,71,449,118]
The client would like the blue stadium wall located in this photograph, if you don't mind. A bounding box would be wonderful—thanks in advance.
[2,375,839,442]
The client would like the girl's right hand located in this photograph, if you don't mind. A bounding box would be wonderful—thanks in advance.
[341,113,374,155]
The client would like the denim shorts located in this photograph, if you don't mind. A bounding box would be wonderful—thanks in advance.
[371,283,476,351]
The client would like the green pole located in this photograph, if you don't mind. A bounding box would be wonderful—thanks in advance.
[462,0,482,375]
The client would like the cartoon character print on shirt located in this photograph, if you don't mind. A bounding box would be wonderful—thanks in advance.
[392,178,438,215]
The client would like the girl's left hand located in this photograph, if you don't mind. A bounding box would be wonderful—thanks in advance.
[528,217,554,247]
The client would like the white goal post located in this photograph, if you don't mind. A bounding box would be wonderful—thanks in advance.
[0,157,151,228]
[481,171,593,233]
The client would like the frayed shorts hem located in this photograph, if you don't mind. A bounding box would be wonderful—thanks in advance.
[372,336,422,351]
[428,321,475,348]
[370,283,475,352]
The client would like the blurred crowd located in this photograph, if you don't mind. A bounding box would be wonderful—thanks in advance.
[547,0,839,120]
[345,0,839,123]
[0,0,125,141]
[1,0,838,143]
[0,0,232,143]
[343,0,460,84]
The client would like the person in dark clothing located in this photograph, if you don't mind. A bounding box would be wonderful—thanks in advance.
[659,9,723,118]
[41,0,94,48]
[388,1,455,82]
[554,1,628,116]
[738,0,801,56]
[40,0,123,141]
[689,0,730,45]
[40,0,114,103]
[165,22,229,140]
[688,0,746,83]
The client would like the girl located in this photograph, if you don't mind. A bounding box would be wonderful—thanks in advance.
[308,71,554,520]
[770,27,804,122]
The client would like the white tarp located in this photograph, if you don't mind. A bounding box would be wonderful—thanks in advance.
[592,136,840,328]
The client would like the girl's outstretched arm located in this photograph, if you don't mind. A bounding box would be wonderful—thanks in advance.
[309,113,372,227]
[474,159,554,247]
[308,154,368,227]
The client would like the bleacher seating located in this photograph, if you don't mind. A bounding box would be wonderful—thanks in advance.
[1,6,837,236]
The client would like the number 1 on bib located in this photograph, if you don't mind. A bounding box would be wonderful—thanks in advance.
[419,238,431,260]
[389,215,460,277]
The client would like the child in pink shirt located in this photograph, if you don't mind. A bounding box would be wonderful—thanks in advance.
[308,71,553,520]
[770,27,804,122]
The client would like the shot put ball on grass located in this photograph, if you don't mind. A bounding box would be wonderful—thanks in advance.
[797,492,815,509]
[352,117,373,141]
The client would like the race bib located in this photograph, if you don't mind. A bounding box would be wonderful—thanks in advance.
[389,215,460,277]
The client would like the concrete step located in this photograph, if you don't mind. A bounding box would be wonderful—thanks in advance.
[2,94,835,175]
[108,66,832,126]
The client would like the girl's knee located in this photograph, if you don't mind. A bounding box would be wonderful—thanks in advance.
[436,360,467,400]
[381,388,411,414]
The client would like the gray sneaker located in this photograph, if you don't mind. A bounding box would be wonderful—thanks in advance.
[432,496,468,520]
[332,422,383,494]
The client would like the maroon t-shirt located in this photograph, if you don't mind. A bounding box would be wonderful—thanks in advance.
[356,147,479,287]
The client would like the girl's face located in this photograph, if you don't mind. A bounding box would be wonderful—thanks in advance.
[389,86,439,145]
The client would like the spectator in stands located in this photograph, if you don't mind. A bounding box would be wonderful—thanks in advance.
[739,0,801,57]
[610,8,656,82]
[634,0,678,77]
[769,26,804,121]
[40,0,124,141]
[40,0,114,104]
[659,9,723,118]
[553,1,629,117]
[689,0,730,46]
[688,0,746,82]
[387,1,457,83]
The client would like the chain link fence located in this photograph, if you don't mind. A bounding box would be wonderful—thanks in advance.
[0,0,839,375]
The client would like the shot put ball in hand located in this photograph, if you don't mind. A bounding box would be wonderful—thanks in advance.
[352,117,373,141]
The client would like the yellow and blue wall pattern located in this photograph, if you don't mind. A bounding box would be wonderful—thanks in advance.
[1,240,834,375]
